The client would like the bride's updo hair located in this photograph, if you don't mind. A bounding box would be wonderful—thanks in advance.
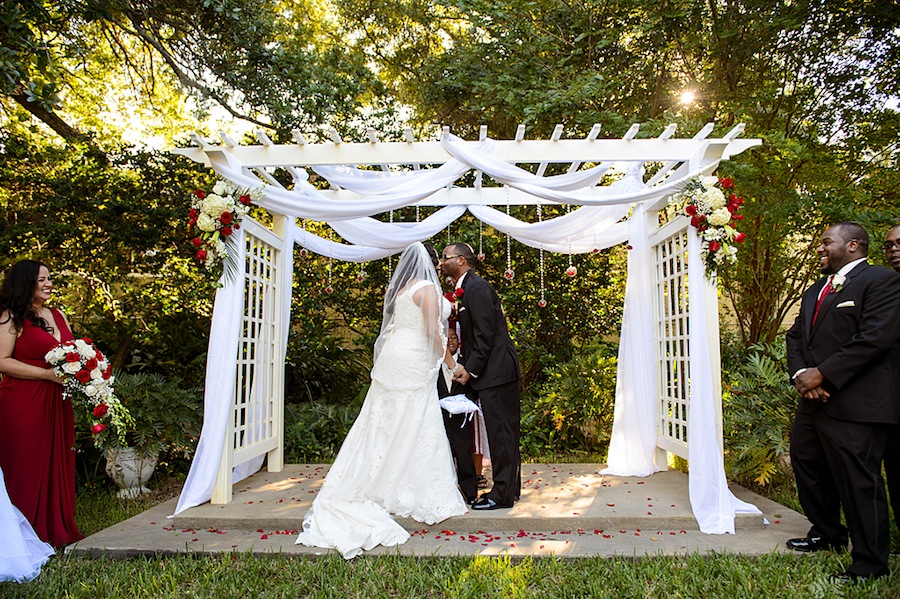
[423,243,440,267]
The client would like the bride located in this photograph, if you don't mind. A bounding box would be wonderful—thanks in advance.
[295,242,467,558]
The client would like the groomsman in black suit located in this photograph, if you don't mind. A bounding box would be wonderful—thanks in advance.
[441,242,521,510]
[786,222,900,582]
[881,224,900,549]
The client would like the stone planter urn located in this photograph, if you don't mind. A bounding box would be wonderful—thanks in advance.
[105,447,159,499]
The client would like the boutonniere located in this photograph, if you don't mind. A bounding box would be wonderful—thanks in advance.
[454,288,464,299]
[831,273,846,293]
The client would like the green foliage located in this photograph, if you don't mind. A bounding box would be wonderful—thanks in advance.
[722,342,796,488]
[521,341,618,459]
[0,130,216,387]
[283,396,365,463]
[76,373,202,469]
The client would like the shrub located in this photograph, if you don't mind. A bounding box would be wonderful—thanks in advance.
[722,342,796,487]
[521,341,618,459]
[283,390,366,462]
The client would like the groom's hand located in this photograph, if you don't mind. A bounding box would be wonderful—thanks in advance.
[453,366,471,384]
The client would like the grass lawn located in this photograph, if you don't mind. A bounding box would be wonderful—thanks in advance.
[2,474,899,598]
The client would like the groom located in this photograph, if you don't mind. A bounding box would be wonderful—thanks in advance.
[441,242,521,510]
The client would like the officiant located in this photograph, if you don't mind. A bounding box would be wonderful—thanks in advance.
[438,325,478,504]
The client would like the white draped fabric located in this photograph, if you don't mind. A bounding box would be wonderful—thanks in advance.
[686,230,762,533]
[602,204,663,477]
[175,134,760,532]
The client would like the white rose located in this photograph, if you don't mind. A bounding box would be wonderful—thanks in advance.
[701,176,719,188]
[213,181,228,195]
[63,361,82,374]
[91,367,105,381]
[83,384,99,397]
[197,213,217,232]
[707,207,732,227]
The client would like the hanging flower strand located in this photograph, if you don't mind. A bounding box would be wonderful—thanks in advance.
[666,176,746,278]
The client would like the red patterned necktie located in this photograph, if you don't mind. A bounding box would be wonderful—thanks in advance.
[812,276,834,325]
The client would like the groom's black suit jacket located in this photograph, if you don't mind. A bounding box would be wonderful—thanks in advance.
[456,271,520,389]
[786,262,900,424]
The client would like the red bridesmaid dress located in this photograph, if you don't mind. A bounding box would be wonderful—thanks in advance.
[0,309,83,547]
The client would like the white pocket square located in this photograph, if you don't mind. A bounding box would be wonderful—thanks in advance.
[458,306,467,312]
[836,300,855,308]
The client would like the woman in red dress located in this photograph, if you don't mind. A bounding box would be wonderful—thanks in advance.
[0,260,82,547]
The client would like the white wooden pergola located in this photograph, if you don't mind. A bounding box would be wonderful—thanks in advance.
[173,122,761,533]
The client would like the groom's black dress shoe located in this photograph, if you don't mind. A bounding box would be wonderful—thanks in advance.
[471,497,512,510]
[785,536,848,553]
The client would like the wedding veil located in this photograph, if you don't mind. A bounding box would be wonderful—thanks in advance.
[372,242,447,369]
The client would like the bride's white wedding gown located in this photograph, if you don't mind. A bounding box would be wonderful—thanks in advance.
[295,281,466,558]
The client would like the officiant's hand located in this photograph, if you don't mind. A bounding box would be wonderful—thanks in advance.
[453,365,471,384]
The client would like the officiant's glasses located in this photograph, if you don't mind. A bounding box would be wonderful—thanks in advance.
[441,254,463,261]
[883,241,900,251]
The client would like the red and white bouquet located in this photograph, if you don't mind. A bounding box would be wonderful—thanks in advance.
[45,338,131,447]
[187,180,262,283]
[667,176,747,278]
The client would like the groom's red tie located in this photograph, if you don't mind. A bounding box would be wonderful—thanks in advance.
[812,276,834,325]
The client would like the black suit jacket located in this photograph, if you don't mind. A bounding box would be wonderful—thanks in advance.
[456,271,520,391]
[786,262,900,424]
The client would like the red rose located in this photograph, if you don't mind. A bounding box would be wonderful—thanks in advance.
[734,232,747,243]
[234,223,241,230]
[708,241,721,253]
[65,352,81,363]
[733,214,744,220]
[188,218,197,228]
[102,367,112,380]
[719,177,734,189]
[93,403,109,418]
[194,189,206,199]
[91,423,107,435]
[191,237,203,247]
[220,226,233,236]
[196,249,208,261]
[444,291,455,302]
[220,211,233,225]
[239,194,251,205]
[95,350,104,361]
[454,288,464,298]
[690,216,703,228]
[76,369,92,384]
[82,338,92,344]
[85,358,98,370]
[685,204,698,216]
[189,209,198,218]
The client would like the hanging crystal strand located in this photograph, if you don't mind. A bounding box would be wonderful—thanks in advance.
[477,219,485,261]
[356,246,367,282]
[566,238,577,277]
[538,247,547,308]
[537,201,547,306]
[325,229,334,294]
[415,204,420,222]
[503,186,514,280]
[298,220,309,257]
[387,210,394,280]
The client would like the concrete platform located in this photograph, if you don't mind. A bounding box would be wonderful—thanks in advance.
[68,464,810,559]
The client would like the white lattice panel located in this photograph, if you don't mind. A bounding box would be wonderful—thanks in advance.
[653,223,691,459]
[231,218,282,465]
